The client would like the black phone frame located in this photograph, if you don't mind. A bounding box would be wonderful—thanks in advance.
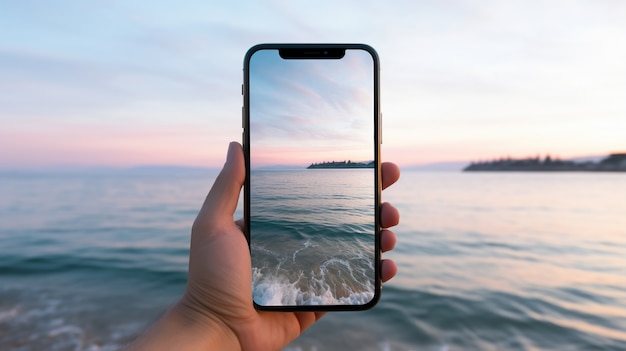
[243,43,381,312]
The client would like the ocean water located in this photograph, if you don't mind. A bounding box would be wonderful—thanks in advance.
[250,169,377,307]
[1,170,626,350]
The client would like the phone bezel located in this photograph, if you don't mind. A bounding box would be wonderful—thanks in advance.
[243,43,381,311]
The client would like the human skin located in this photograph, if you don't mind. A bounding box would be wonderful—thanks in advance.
[125,142,401,351]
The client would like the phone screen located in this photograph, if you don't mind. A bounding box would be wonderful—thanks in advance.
[244,44,380,310]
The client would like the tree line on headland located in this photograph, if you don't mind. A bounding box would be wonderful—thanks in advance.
[307,160,375,169]
[464,153,626,172]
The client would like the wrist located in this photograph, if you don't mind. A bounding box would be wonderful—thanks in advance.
[124,296,241,351]
[176,296,243,350]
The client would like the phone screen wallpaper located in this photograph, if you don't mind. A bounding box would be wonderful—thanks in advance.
[248,49,377,307]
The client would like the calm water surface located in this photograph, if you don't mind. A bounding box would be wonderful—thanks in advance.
[1,170,625,350]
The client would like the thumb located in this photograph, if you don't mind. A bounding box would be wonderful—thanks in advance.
[194,142,245,232]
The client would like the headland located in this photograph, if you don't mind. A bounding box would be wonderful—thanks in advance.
[463,153,626,172]
[307,160,374,169]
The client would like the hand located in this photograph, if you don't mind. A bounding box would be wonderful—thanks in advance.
[125,142,400,351]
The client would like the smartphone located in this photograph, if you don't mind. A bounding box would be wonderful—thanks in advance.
[243,44,381,311]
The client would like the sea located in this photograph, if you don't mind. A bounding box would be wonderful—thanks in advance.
[250,169,376,307]
[1,170,625,351]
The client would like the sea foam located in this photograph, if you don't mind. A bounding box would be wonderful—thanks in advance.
[252,267,374,306]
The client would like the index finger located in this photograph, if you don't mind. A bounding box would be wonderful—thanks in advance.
[382,162,400,190]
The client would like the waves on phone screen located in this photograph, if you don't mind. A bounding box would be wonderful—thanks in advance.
[251,220,376,306]
[252,255,375,306]
[250,169,377,306]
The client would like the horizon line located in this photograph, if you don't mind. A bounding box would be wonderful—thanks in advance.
[1,152,620,173]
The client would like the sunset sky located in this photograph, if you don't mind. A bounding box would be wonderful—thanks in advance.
[249,47,374,168]
[1,1,625,169]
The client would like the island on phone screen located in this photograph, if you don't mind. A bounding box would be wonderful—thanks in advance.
[248,48,377,307]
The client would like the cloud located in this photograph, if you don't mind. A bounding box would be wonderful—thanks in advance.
[2,0,625,168]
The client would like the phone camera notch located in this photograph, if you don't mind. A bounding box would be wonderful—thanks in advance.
[279,48,345,59]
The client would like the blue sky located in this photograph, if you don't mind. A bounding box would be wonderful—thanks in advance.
[1,0,625,168]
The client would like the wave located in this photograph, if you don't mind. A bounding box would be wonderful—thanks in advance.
[250,219,377,307]
[251,216,375,242]
[376,284,626,350]
[0,253,187,285]
[252,266,374,306]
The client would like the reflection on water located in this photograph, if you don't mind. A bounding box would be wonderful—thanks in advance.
[0,171,625,350]
[374,172,626,348]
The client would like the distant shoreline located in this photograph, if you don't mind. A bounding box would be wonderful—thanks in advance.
[464,153,626,172]
[307,160,374,169]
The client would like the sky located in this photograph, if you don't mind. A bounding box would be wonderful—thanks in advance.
[249,48,374,168]
[1,0,625,169]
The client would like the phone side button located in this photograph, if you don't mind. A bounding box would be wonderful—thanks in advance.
[380,112,383,144]
[242,106,244,128]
